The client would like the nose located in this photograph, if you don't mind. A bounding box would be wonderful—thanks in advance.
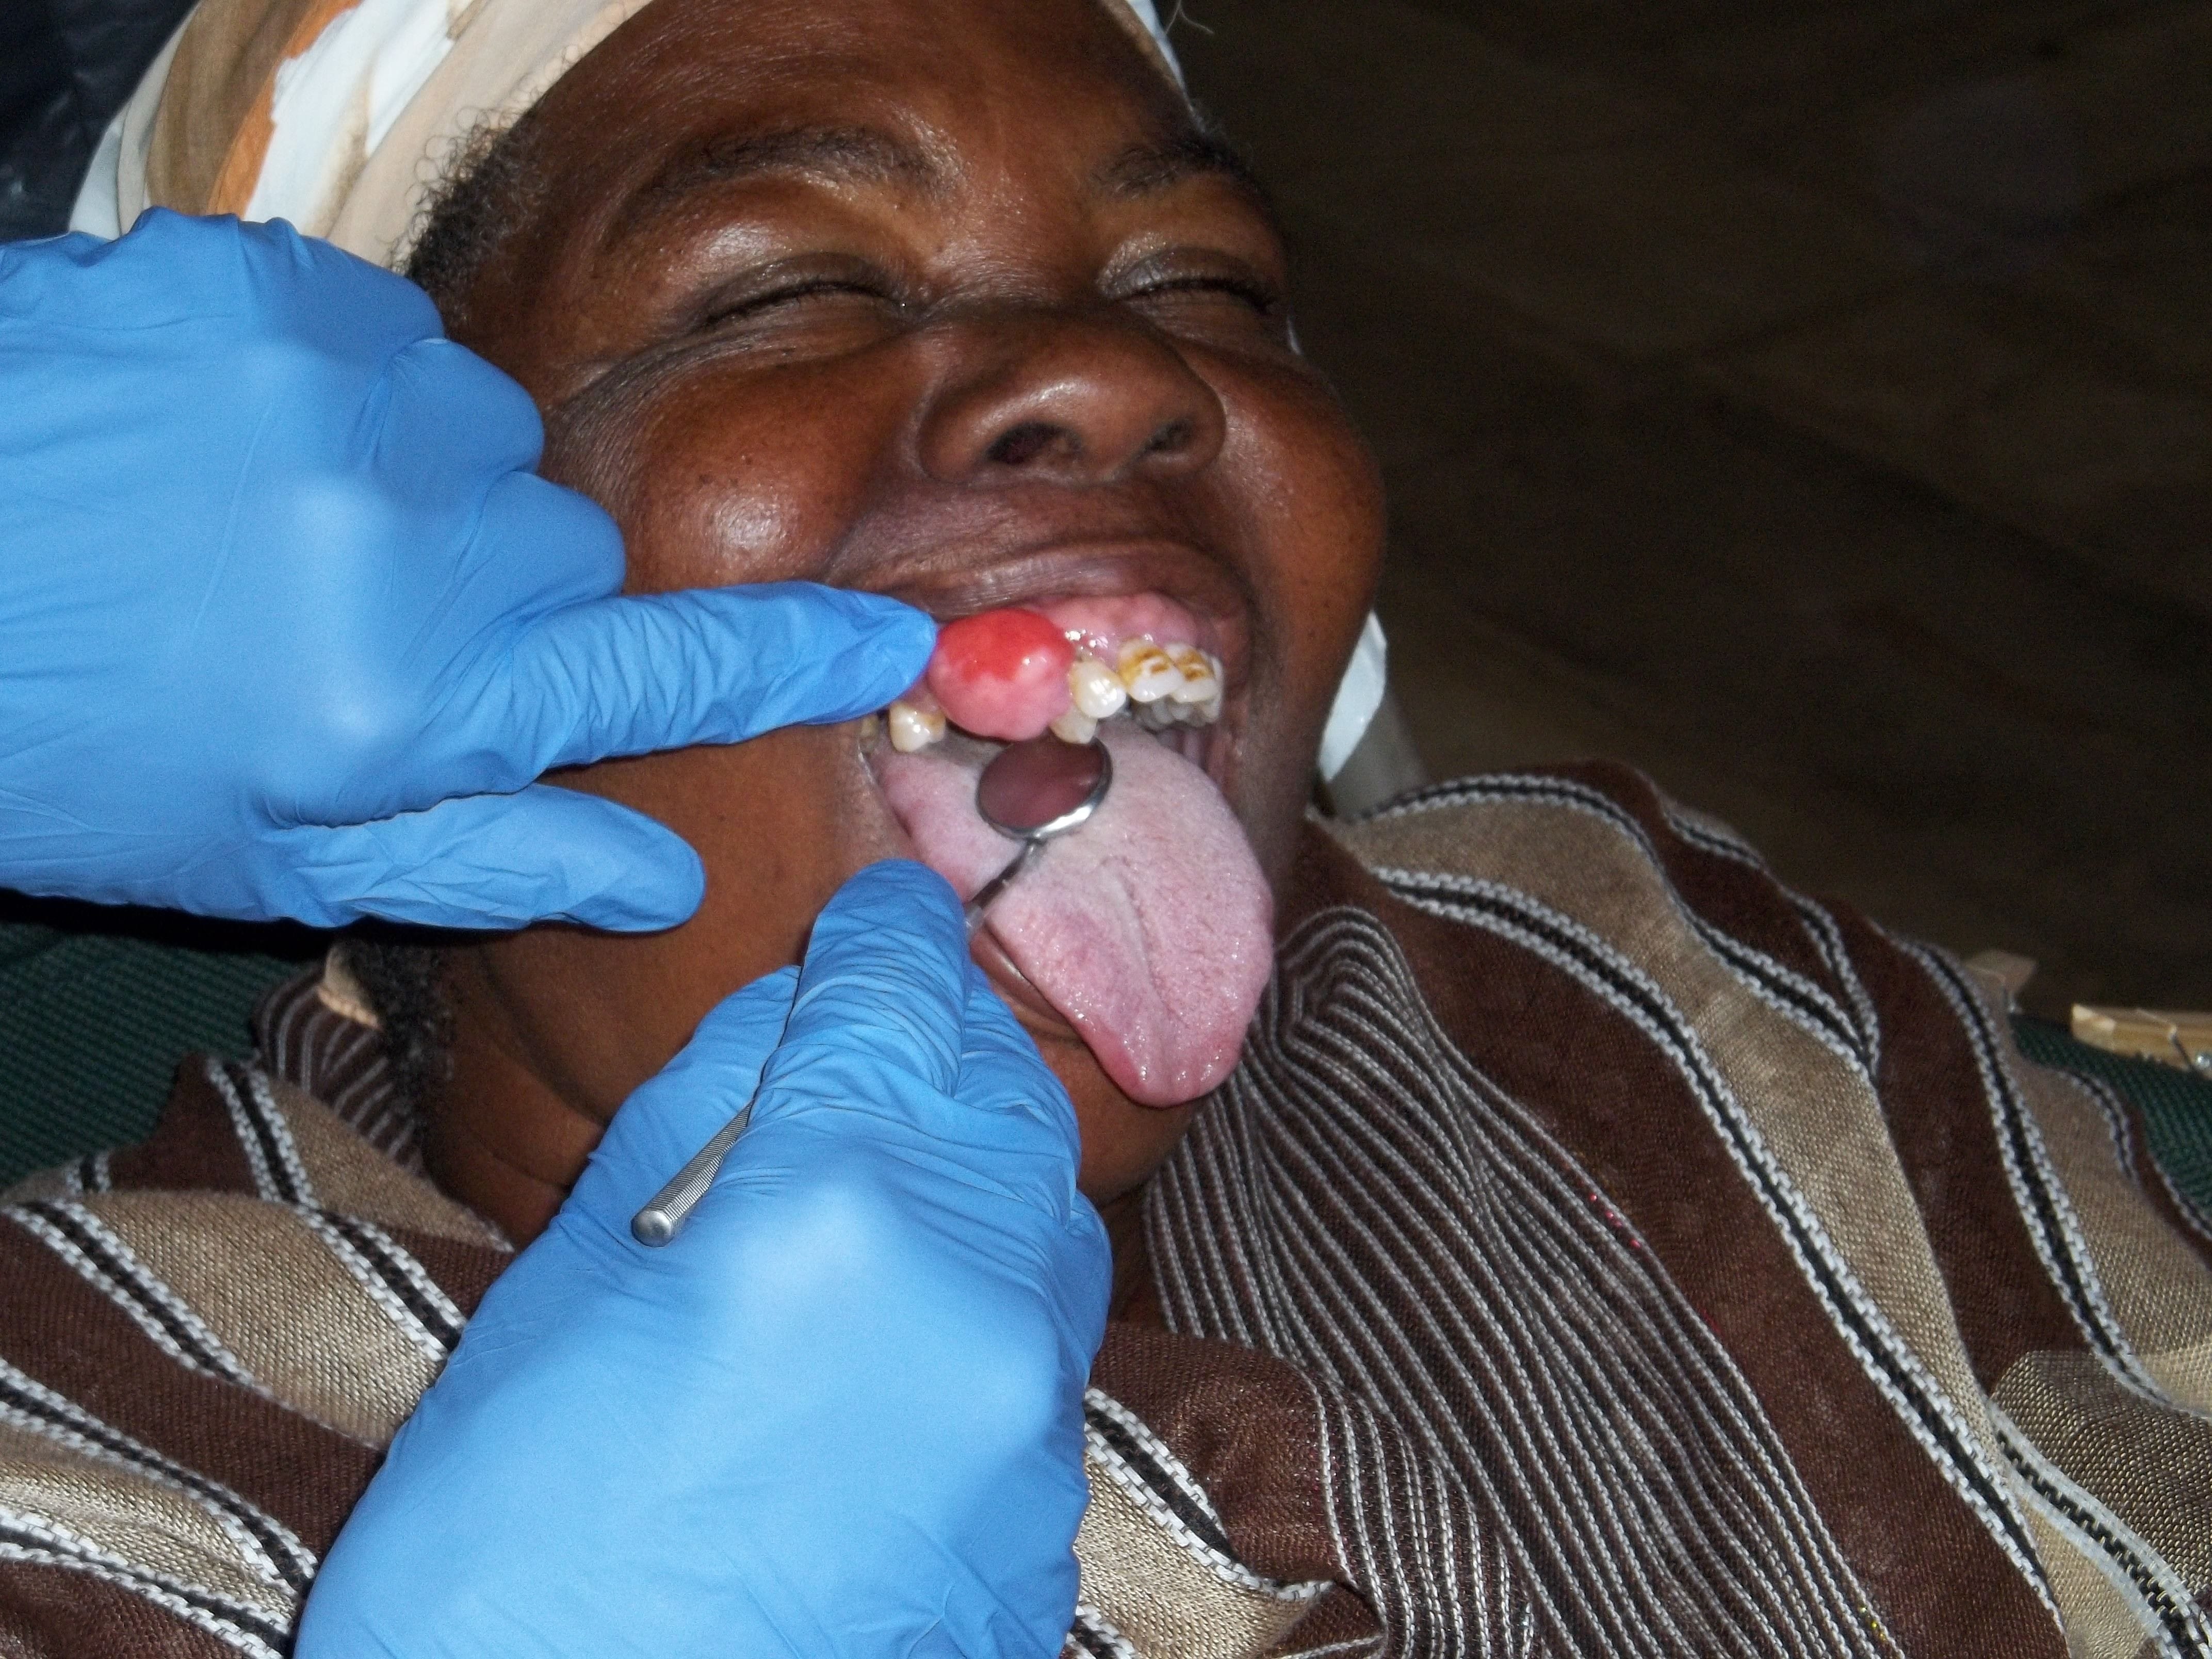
[916,308,1227,487]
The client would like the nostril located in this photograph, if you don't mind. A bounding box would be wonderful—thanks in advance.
[987,421,1070,468]
[1143,417,1195,458]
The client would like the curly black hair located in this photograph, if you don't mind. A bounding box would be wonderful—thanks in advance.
[401,108,553,333]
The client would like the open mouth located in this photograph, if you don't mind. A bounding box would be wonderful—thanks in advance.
[865,592,1275,1107]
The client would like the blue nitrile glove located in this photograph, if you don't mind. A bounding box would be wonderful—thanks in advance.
[296,861,1112,1659]
[0,210,932,929]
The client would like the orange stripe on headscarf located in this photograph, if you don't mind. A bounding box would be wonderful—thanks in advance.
[204,0,365,215]
[144,0,351,215]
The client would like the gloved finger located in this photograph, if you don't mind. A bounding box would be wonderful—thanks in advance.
[0,230,106,296]
[951,966,1085,1154]
[752,861,971,1119]
[0,212,436,350]
[498,583,936,774]
[951,968,1107,1236]
[950,970,1112,1349]
[564,965,801,1232]
[265,785,705,931]
[388,470,629,710]
[370,339,555,544]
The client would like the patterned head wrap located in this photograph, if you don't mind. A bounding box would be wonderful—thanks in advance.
[75,0,1182,270]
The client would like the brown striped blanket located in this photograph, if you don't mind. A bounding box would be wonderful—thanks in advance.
[2,762,2208,1657]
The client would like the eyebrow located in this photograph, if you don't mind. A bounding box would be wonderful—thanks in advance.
[1093,131,1270,201]
[629,125,947,222]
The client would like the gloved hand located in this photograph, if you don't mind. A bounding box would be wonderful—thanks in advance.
[296,860,1111,1659]
[0,210,932,929]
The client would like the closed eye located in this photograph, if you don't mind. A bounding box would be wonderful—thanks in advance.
[1112,256,1294,350]
[1104,241,1292,339]
[703,278,901,330]
[1125,273,1282,317]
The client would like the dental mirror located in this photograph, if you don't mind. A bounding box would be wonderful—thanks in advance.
[964,735,1113,933]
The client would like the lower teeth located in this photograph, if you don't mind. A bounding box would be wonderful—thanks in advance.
[887,702,948,753]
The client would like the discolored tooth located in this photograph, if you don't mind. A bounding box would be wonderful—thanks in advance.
[1166,645,1221,712]
[1049,707,1099,744]
[1069,655,1128,720]
[888,700,947,752]
[1117,640,1181,704]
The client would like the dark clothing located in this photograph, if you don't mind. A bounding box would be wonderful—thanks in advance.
[1,0,195,241]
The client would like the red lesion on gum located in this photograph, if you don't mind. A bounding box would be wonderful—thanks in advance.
[922,609,1076,740]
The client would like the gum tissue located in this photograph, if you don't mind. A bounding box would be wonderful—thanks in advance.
[890,607,1223,752]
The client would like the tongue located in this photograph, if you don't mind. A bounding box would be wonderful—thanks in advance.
[874,720,1273,1105]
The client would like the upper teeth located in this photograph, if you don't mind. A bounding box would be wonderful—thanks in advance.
[1116,641,1183,705]
[1164,645,1221,713]
[1092,641,1222,726]
[885,638,1225,752]
[1069,656,1129,720]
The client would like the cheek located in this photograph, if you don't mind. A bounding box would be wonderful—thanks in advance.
[531,728,889,1074]
[460,743,845,1118]
[543,355,916,593]
[1215,370,1386,869]
[1241,378,1385,675]
[584,725,872,935]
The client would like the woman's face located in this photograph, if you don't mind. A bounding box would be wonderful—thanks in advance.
[435,0,1385,1232]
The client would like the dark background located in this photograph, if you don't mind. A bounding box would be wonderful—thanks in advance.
[1174,0,2210,1016]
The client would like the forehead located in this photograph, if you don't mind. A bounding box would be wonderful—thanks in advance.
[528,0,1202,214]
